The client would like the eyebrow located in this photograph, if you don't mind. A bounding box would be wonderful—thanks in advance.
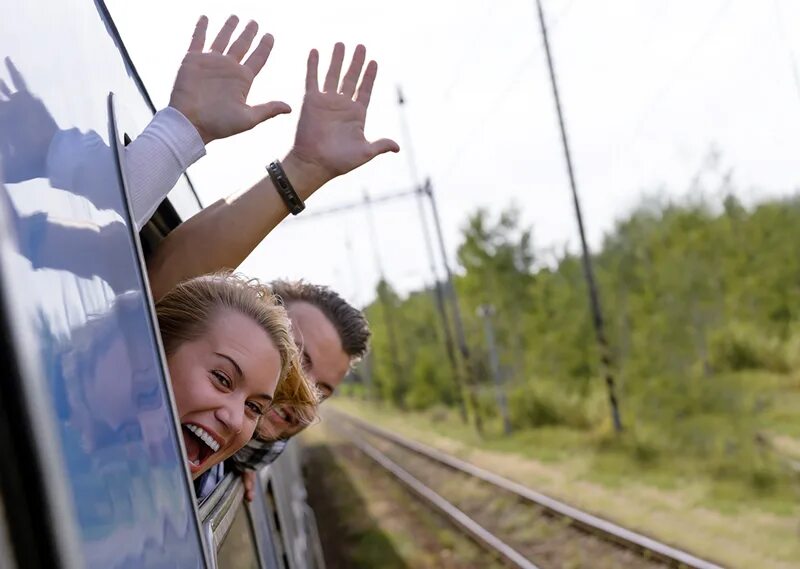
[215,352,242,378]
[215,352,273,402]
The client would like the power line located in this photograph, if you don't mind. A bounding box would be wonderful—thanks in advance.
[440,0,581,180]
[291,188,419,220]
[626,0,736,149]
[772,0,800,104]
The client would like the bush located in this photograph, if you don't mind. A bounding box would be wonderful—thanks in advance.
[708,323,788,373]
[508,379,598,430]
[404,350,458,411]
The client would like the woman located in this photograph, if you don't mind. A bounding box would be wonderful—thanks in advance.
[156,272,318,478]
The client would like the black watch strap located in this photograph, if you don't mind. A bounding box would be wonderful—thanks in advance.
[267,160,305,215]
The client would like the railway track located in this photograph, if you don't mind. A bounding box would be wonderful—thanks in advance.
[327,410,726,569]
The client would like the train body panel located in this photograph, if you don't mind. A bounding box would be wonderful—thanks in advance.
[0,1,321,568]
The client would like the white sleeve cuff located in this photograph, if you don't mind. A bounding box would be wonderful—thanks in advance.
[126,106,206,229]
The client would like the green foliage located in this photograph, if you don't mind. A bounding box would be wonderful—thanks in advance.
[359,192,800,491]
[708,322,789,373]
[507,379,599,430]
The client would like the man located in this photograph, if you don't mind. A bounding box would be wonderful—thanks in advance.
[229,280,370,501]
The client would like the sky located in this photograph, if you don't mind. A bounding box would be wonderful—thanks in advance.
[106,0,800,308]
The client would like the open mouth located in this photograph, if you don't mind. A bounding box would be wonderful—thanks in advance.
[181,423,221,473]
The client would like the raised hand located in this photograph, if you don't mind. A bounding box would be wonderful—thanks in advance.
[169,15,291,145]
[285,43,400,191]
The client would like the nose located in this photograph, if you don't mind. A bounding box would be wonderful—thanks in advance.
[214,395,245,436]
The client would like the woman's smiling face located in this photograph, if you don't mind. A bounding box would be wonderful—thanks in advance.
[167,307,282,478]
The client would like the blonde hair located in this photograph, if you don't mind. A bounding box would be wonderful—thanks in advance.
[155,272,319,432]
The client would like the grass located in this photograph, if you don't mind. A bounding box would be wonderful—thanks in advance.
[329,397,800,569]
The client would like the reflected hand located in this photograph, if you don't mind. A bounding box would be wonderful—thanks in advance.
[241,469,256,502]
[0,57,58,182]
[169,15,291,145]
[286,43,400,191]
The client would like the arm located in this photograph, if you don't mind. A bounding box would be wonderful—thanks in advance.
[129,15,291,228]
[126,107,205,229]
[147,43,399,300]
[146,152,325,300]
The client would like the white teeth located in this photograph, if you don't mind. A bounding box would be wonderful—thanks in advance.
[186,424,220,453]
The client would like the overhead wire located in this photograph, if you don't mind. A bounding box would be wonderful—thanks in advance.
[440,0,581,180]
[772,0,800,105]
[624,0,736,151]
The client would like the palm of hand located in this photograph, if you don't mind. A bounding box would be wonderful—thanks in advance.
[171,52,256,143]
[288,44,399,185]
[169,16,288,145]
[293,92,372,178]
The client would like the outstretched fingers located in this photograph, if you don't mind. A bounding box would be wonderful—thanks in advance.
[227,20,258,62]
[323,42,345,93]
[0,79,10,98]
[305,49,320,92]
[243,33,275,76]
[355,60,378,109]
[209,15,239,53]
[188,16,208,52]
[339,44,366,99]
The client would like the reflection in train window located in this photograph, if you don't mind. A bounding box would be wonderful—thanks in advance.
[216,503,260,569]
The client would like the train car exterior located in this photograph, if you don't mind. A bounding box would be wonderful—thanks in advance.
[0,1,322,568]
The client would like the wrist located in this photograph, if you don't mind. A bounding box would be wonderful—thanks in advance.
[167,102,213,145]
[280,150,331,200]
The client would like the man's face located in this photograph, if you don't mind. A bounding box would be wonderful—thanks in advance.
[261,301,350,440]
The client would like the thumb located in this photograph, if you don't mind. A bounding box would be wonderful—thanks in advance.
[368,137,400,159]
[250,101,292,125]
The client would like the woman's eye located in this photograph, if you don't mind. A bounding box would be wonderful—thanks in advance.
[211,370,232,388]
[246,401,265,416]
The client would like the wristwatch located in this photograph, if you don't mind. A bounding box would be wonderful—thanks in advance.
[266,160,305,215]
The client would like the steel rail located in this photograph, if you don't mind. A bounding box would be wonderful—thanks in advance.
[330,420,540,569]
[330,410,726,569]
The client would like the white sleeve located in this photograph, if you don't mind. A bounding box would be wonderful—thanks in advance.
[125,107,206,230]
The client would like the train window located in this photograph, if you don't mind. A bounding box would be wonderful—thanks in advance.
[268,444,317,569]
[264,480,291,569]
[0,1,206,567]
[201,473,262,569]
[217,502,261,569]
[246,469,283,569]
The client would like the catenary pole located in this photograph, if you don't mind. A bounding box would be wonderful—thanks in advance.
[534,0,623,432]
[397,86,469,423]
[423,178,484,434]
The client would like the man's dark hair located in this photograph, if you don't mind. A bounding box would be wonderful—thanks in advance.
[271,280,371,362]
